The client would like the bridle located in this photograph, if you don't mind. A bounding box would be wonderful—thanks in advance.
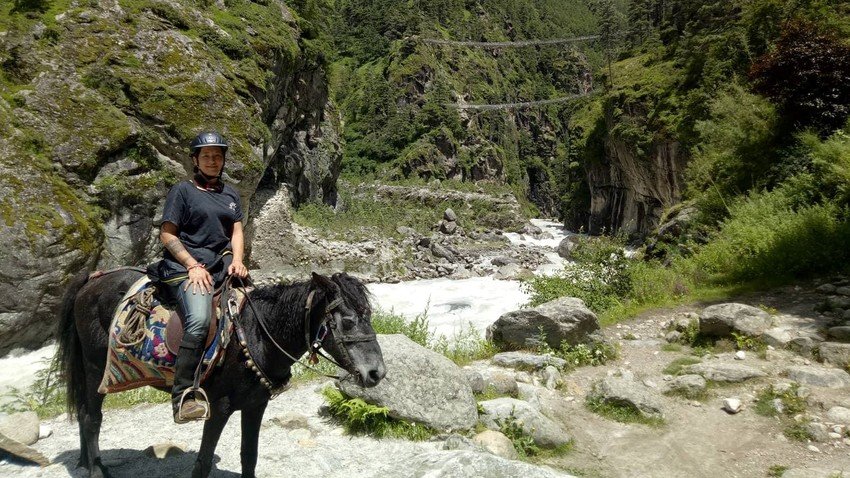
[229,277,376,397]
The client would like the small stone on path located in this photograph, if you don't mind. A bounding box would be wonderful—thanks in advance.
[722,398,742,414]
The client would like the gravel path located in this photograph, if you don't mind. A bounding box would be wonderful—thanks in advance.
[1,381,444,478]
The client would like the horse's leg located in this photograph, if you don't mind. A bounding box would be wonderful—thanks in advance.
[239,400,268,478]
[79,364,109,478]
[192,398,232,478]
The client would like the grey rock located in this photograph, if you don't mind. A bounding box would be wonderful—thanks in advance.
[805,422,830,443]
[664,331,682,343]
[762,328,793,347]
[722,397,742,414]
[826,406,850,425]
[444,208,457,222]
[338,335,477,431]
[591,374,665,418]
[827,327,850,342]
[487,297,600,350]
[0,411,39,446]
[684,362,766,383]
[405,450,574,478]
[516,383,541,407]
[699,303,772,337]
[493,263,523,280]
[789,336,821,358]
[442,434,478,452]
[0,432,50,466]
[478,398,572,448]
[430,242,456,262]
[663,374,706,395]
[827,296,850,310]
[817,284,838,294]
[785,366,850,389]
[542,366,561,390]
[491,352,567,370]
[472,430,518,460]
[491,256,516,267]
[440,220,458,235]
[817,342,850,367]
[464,369,486,394]
[556,236,580,260]
[480,370,519,396]
[837,286,850,297]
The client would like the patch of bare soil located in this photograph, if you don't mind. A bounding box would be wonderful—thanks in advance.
[537,283,850,478]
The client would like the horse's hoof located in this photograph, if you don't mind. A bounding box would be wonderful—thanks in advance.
[90,463,112,478]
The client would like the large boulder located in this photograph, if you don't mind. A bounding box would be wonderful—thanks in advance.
[818,342,850,368]
[404,450,575,477]
[556,236,580,260]
[785,366,850,389]
[0,411,39,446]
[684,362,766,383]
[699,303,772,337]
[487,297,600,350]
[589,371,665,419]
[478,398,572,448]
[492,352,567,370]
[337,334,477,431]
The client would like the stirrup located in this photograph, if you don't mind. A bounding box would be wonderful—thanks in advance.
[175,387,210,424]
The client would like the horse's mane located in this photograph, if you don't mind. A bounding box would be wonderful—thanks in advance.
[247,273,373,338]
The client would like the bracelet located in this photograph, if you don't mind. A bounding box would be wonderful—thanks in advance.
[187,263,205,271]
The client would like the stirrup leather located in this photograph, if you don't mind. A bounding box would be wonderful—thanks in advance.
[175,387,210,423]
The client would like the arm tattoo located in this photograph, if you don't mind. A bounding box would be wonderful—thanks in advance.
[165,238,188,258]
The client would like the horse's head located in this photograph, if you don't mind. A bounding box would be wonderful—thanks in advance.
[309,272,386,388]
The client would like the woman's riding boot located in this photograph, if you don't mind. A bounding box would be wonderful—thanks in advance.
[172,338,208,424]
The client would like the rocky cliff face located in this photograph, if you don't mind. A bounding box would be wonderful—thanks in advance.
[0,1,340,354]
[585,138,684,236]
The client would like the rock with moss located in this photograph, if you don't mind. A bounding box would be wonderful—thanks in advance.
[589,371,666,419]
[699,303,772,338]
[0,1,342,352]
[478,397,572,448]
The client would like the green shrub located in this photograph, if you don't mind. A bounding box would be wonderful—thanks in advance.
[754,384,807,418]
[322,387,433,440]
[690,185,850,281]
[371,308,431,347]
[662,357,701,376]
[496,412,541,458]
[585,395,664,426]
[523,234,632,312]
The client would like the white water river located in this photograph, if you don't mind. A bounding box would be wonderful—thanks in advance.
[368,219,572,338]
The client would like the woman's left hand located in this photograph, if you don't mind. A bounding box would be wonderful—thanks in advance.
[228,260,248,278]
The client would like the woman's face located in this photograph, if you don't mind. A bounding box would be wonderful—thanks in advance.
[194,146,225,178]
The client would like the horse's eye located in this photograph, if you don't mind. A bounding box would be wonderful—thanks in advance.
[341,316,357,330]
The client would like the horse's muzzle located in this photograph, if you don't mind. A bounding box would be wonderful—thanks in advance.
[357,362,386,388]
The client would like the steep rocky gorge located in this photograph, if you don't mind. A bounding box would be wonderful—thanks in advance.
[0,0,341,354]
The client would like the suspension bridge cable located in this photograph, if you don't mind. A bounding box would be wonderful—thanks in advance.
[447,92,592,111]
[419,35,599,48]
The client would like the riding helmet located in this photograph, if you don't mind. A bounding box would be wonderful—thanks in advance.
[190,131,229,157]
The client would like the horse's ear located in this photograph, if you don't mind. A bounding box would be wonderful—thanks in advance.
[311,272,335,291]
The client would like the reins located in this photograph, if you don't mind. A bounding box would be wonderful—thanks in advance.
[229,277,351,396]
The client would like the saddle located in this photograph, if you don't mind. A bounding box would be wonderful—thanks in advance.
[97,275,249,394]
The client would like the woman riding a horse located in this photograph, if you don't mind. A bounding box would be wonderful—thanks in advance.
[154,131,248,423]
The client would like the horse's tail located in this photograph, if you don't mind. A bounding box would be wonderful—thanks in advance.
[57,271,90,419]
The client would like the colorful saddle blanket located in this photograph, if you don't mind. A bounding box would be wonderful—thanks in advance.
[98,276,246,394]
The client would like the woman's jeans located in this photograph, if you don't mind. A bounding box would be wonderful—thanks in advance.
[175,280,213,347]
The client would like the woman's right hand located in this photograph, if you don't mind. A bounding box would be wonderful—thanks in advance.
[185,265,213,295]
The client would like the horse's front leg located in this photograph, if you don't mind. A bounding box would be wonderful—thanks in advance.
[191,398,232,478]
[240,400,268,478]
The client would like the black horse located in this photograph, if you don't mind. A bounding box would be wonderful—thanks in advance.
[57,269,386,478]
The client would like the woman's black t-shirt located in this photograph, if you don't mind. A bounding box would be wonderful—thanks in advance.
[157,180,243,282]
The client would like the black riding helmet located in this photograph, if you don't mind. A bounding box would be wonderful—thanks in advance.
[190,131,228,188]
